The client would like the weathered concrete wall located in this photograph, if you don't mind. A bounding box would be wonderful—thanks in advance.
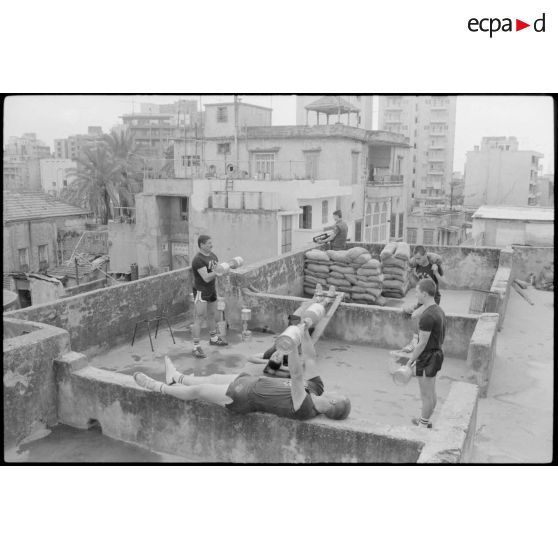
[490,248,513,330]
[204,209,280,265]
[56,364,425,463]
[243,292,478,358]
[221,249,307,329]
[418,382,479,463]
[511,245,554,281]
[346,242,500,290]
[466,313,499,398]
[3,318,70,447]
[63,278,107,297]
[5,268,193,356]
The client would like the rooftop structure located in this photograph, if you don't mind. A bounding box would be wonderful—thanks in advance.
[3,192,90,223]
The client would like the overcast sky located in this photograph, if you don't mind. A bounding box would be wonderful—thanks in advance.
[3,95,554,174]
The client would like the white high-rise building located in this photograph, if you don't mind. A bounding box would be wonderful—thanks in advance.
[378,95,457,209]
[463,137,543,208]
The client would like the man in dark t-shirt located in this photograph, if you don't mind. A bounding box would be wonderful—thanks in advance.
[134,329,351,422]
[190,235,227,358]
[320,210,348,251]
[408,278,446,429]
[410,245,445,305]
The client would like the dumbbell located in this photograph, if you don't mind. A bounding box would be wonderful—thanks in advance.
[214,256,244,276]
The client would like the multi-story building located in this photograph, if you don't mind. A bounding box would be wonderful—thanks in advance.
[3,133,51,191]
[54,127,104,162]
[537,174,554,207]
[174,109,410,247]
[405,207,469,247]
[296,96,374,129]
[463,137,544,208]
[40,158,77,195]
[378,95,457,210]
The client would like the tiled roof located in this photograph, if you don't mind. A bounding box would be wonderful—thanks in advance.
[3,192,90,223]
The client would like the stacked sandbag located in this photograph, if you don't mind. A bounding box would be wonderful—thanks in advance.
[353,257,383,304]
[381,241,410,299]
[325,248,358,301]
[304,246,388,305]
[303,249,331,296]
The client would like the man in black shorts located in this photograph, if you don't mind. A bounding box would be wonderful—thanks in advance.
[133,328,351,422]
[408,278,446,429]
[191,235,227,358]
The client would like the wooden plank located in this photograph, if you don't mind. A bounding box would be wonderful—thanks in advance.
[512,282,534,305]
[310,292,345,344]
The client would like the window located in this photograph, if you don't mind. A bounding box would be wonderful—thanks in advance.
[299,205,312,229]
[281,216,292,253]
[38,244,49,264]
[423,229,434,244]
[216,106,228,123]
[254,153,275,178]
[182,155,200,167]
[180,197,189,221]
[354,219,362,242]
[407,228,417,244]
[52,181,56,187]
[322,200,329,224]
[305,151,319,179]
[18,248,29,271]
[217,143,230,155]
[398,213,404,238]
[390,213,397,238]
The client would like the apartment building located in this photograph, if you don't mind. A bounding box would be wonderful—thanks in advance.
[463,137,544,208]
[3,133,51,191]
[40,158,77,195]
[54,127,104,161]
[378,95,457,210]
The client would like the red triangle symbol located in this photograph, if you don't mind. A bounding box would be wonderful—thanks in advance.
[516,19,530,31]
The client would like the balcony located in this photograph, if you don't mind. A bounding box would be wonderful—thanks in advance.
[210,190,280,211]
[366,174,404,199]
[427,169,445,175]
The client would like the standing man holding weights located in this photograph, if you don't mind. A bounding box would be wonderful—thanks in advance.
[191,235,228,358]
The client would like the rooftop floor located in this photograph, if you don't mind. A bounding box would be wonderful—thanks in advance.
[88,320,471,431]
[11,286,553,463]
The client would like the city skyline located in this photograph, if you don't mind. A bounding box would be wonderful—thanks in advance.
[3,94,554,174]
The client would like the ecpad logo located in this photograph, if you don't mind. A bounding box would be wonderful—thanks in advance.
[468,13,546,37]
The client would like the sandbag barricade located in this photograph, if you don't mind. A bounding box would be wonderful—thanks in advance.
[304,247,384,304]
[380,241,410,299]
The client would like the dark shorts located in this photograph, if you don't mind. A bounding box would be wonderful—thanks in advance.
[194,291,217,303]
[415,349,444,378]
[224,373,255,414]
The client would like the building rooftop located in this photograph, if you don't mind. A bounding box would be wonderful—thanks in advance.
[3,192,90,223]
[203,101,272,111]
[304,95,360,114]
[473,205,554,222]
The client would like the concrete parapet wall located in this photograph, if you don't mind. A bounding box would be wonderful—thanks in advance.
[466,313,499,397]
[243,292,478,358]
[490,248,513,330]
[346,243,500,290]
[418,382,479,463]
[63,278,107,297]
[5,268,192,356]
[3,318,70,447]
[56,365,425,463]
[511,245,554,281]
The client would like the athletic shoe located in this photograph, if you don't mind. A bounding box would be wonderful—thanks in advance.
[134,372,163,392]
[209,337,228,346]
[192,345,207,359]
[411,417,432,429]
[165,356,178,385]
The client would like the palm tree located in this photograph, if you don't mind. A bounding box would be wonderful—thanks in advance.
[102,129,144,208]
[61,144,121,225]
